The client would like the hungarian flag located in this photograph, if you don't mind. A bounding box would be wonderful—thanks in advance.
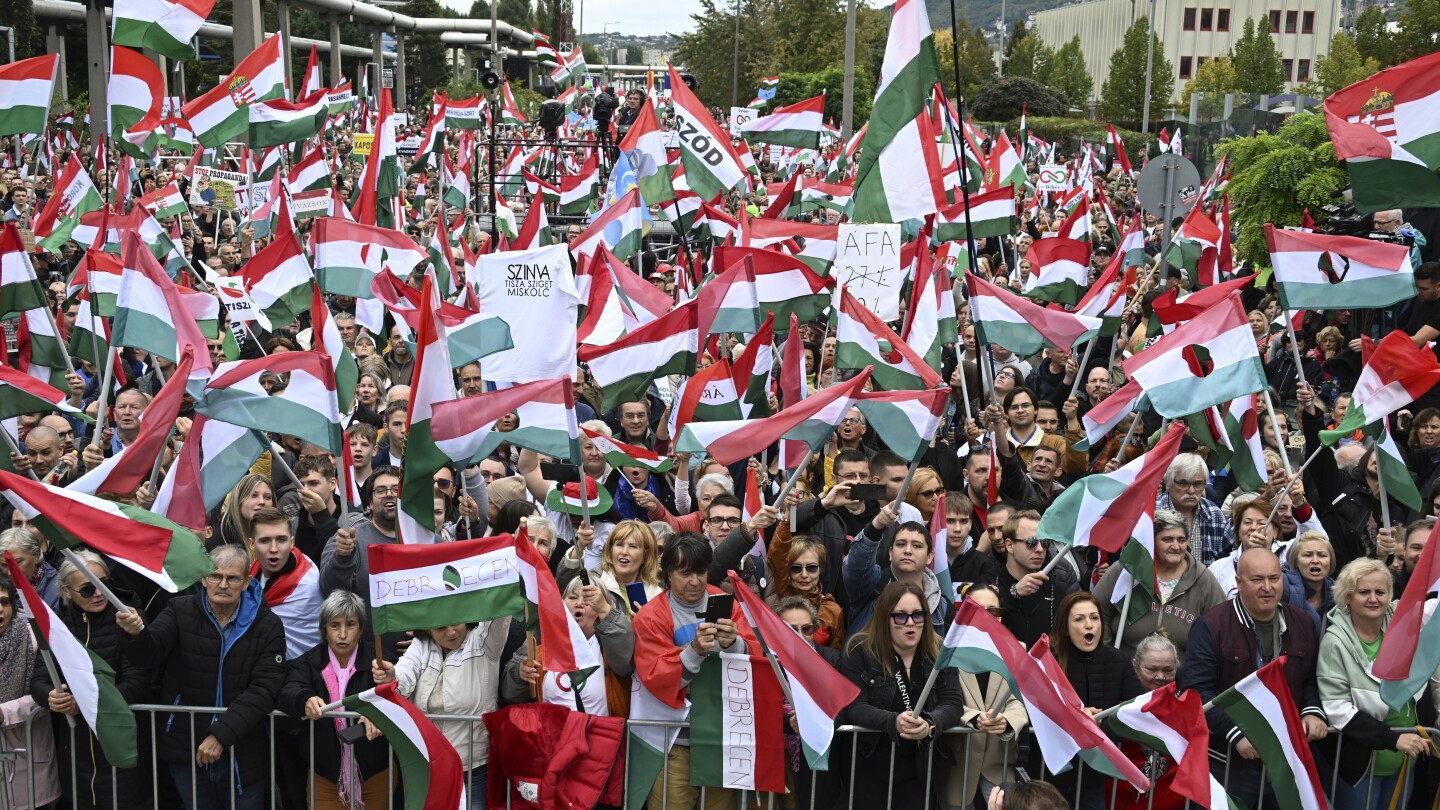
[327,81,353,115]
[444,95,482,129]
[688,652,786,791]
[0,364,86,420]
[1107,123,1133,175]
[396,275,453,545]
[310,285,358,413]
[432,378,581,466]
[713,247,833,329]
[851,0,944,221]
[1376,520,1440,709]
[966,273,1100,355]
[370,268,513,365]
[1266,224,1415,310]
[0,469,213,591]
[111,0,214,61]
[1072,249,1128,336]
[626,680,688,810]
[354,90,402,229]
[3,551,138,768]
[16,306,70,390]
[288,144,333,192]
[696,253,760,338]
[312,217,427,299]
[0,55,58,136]
[34,160,103,251]
[514,524,603,677]
[1323,50,1440,212]
[740,94,825,148]
[582,426,673,473]
[779,312,810,463]
[1162,205,1222,287]
[1151,274,1256,327]
[108,46,163,141]
[368,535,524,633]
[1371,419,1423,511]
[558,150,600,215]
[1123,296,1266,418]
[570,188,646,262]
[578,301,698,411]
[1217,395,1268,493]
[1210,657,1327,810]
[744,219,838,276]
[934,597,1025,695]
[70,347,193,497]
[1022,237,1090,305]
[1321,331,1440,444]
[618,98,676,205]
[193,352,344,455]
[763,173,801,219]
[902,244,949,371]
[300,44,322,98]
[181,35,288,147]
[984,131,1026,190]
[934,185,1017,242]
[669,357,743,432]
[733,314,775,417]
[241,230,314,326]
[676,369,871,465]
[248,94,329,148]
[855,388,948,462]
[834,286,943,390]
[151,416,268,532]
[667,64,748,200]
[1038,421,1186,555]
[1107,687,1236,810]
[114,232,214,385]
[0,224,48,317]
[341,683,467,810]
[136,181,188,220]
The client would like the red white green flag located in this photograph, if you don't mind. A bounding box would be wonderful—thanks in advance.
[1266,224,1415,310]
[180,35,288,147]
[1107,687,1238,810]
[667,63,748,200]
[111,0,215,61]
[577,301,699,411]
[739,94,825,149]
[688,652,786,792]
[397,275,454,545]
[966,273,1100,355]
[0,55,58,136]
[1022,237,1090,305]
[341,683,467,810]
[1324,50,1440,212]
[854,388,947,462]
[1322,331,1440,443]
[0,223,48,317]
[241,230,315,327]
[581,425,673,472]
[71,347,194,497]
[193,352,344,455]
[676,369,871,465]
[33,160,103,251]
[1210,658,1327,810]
[834,286,943,390]
[432,378,581,465]
[1376,520,1440,709]
[1123,296,1266,418]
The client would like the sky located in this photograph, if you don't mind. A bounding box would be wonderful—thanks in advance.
[438,0,696,38]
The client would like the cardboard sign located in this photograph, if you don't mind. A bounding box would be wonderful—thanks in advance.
[833,224,902,321]
[352,133,374,156]
[189,167,249,211]
[1037,164,1070,193]
[291,189,334,220]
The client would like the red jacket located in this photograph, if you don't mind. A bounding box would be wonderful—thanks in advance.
[483,702,627,809]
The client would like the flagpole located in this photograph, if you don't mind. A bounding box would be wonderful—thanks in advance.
[1112,408,1144,466]
[772,448,816,509]
[1039,544,1073,576]
[1264,443,1327,529]
[1284,316,1309,393]
[56,546,128,615]
[33,647,77,730]
[90,344,118,450]
[1067,338,1096,402]
[1260,389,1294,480]
[1,428,39,481]
[263,437,306,490]
[1091,700,1125,722]
[1112,589,1131,649]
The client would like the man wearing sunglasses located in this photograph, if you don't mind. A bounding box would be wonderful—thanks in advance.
[842,504,954,633]
[996,509,1078,647]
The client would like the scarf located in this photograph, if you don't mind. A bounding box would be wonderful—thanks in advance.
[614,473,660,521]
[0,615,35,703]
[322,647,363,809]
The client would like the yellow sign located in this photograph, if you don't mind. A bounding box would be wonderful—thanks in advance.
[352,133,374,156]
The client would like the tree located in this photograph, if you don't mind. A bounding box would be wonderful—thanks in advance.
[0,0,40,59]
[852,4,891,88]
[1396,0,1440,62]
[625,44,645,64]
[533,0,550,34]
[402,0,453,102]
[1298,32,1379,98]
[1182,56,1237,117]
[1353,5,1397,69]
[1041,36,1092,106]
[972,75,1068,120]
[1003,19,1030,61]
[1004,35,1054,81]
[769,66,873,123]
[671,0,780,108]
[1231,17,1285,95]
[773,0,847,74]
[935,20,997,102]
[581,41,602,66]
[1220,112,1346,267]
[1099,16,1172,125]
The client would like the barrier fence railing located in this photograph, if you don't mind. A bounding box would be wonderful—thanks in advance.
[1,703,1435,810]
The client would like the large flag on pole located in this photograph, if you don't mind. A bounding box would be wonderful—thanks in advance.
[70,347,194,497]
[112,0,215,61]
[0,55,58,136]
[739,94,826,148]
[192,352,344,455]
[396,275,453,545]
[1209,657,1328,810]
[1320,331,1440,444]
[966,273,1100,354]
[1265,224,1415,310]
[1375,520,1440,709]
[431,378,582,466]
[1323,50,1440,212]
[1123,297,1266,418]
[666,64,748,200]
[676,369,872,465]
[1106,687,1236,810]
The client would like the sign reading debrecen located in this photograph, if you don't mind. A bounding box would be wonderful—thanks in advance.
[475,243,580,384]
[834,223,902,321]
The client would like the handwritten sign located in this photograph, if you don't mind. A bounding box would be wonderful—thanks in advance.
[834,223,902,321]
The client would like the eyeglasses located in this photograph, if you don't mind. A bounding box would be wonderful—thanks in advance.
[433,478,454,490]
[1172,479,1207,491]
[789,623,816,636]
[707,516,742,527]
[916,487,945,499]
[373,486,401,496]
[996,371,1015,379]
[1375,218,1400,226]
[75,580,109,599]
[789,563,820,575]
[890,610,928,626]
[835,472,869,483]
[839,417,863,425]
[204,573,247,586]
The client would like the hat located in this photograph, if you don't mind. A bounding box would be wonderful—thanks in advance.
[545,475,614,516]
[650,262,674,279]
[487,475,528,513]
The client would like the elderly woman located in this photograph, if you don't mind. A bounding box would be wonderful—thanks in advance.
[1132,634,1179,692]
[373,607,525,808]
[1283,531,1336,633]
[279,590,391,810]
[1319,559,1437,810]
[1095,509,1224,663]
[0,527,58,610]
[1208,496,1282,597]
[502,577,635,714]
[766,520,844,648]
[1110,635,1184,810]
[1,571,60,809]
[31,551,151,810]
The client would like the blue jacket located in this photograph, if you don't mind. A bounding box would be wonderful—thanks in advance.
[1281,567,1334,635]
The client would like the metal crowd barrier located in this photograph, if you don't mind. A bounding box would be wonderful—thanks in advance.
[1,702,1436,810]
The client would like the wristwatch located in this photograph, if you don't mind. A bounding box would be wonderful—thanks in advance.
[1009,583,1020,598]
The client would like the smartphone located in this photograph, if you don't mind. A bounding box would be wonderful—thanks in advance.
[626,581,649,612]
[337,722,368,746]
[578,566,592,586]
[847,483,888,502]
[703,594,734,624]
[540,461,582,484]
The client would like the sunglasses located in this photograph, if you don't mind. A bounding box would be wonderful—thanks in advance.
[789,563,820,575]
[1014,536,1050,550]
[789,623,816,636]
[890,610,928,626]
[433,478,454,490]
[916,487,945,499]
[75,580,109,600]
[986,607,1005,618]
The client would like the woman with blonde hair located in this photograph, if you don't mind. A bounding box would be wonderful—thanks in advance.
[212,473,275,551]
[905,467,945,524]
[557,519,663,617]
[765,524,844,648]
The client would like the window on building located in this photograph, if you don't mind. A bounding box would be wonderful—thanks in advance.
[1197,56,1209,67]
[1269,9,1281,29]
[1180,56,1194,79]
[1285,10,1298,32]
[1184,7,1196,29]
[1302,10,1315,32]
[1282,58,1294,80]
[1217,8,1231,29]
[1201,8,1214,29]
[1297,59,1311,80]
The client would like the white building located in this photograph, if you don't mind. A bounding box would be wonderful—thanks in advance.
[1032,0,1341,102]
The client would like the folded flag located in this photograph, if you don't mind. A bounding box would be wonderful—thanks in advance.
[114,232,214,388]
[934,597,1026,696]
[834,286,944,390]
[193,352,344,455]
[688,651,786,792]
[1210,657,1327,810]
[0,364,87,419]
[582,426,673,472]
[432,378,581,466]
[1323,50,1440,212]
[1376,520,1440,709]
[33,160,103,251]
[577,301,699,412]
[0,223,49,317]
[341,683,467,810]
[1321,331,1440,444]
[854,388,948,462]
[1124,296,1266,418]
[111,0,215,61]
[397,274,453,545]
[151,416,268,532]
[1022,237,1090,305]
[513,524,603,678]
[70,347,193,497]
[242,230,315,327]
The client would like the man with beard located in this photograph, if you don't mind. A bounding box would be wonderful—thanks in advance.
[1156,453,1229,567]
[319,466,401,607]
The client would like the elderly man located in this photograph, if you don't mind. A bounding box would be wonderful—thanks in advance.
[1156,453,1229,567]
[643,471,733,535]
[37,415,76,455]
[122,545,287,810]
[1180,548,1327,808]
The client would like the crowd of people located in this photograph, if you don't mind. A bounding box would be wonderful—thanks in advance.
[0,59,1439,810]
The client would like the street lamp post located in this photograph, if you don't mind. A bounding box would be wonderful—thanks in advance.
[1141,0,1158,133]
[732,0,741,107]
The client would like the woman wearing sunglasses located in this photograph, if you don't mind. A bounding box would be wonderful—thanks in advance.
[944,585,1028,810]
[34,550,151,810]
[842,581,965,809]
[765,514,844,648]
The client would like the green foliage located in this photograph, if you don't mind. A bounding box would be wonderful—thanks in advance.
[1298,32,1380,98]
[1182,56,1238,118]
[1396,0,1440,62]
[1231,17,1285,95]
[1018,116,1155,159]
[1353,6,1396,69]
[533,0,550,34]
[773,0,848,73]
[402,0,454,101]
[0,0,41,59]
[581,42,602,66]
[1041,36,1092,106]
[935,21,998,102]
[768,66,872,122]
[972,76,1068,120]
[852,5,891,88]
[1004,19,1030,59]
[670,0,780,107]
[509,83,545,118]
[446,76,485,100]
[1100,16,1173,126]
[1219,112,1346,267]
[625,44,645,64]
[1004,35,1054,81]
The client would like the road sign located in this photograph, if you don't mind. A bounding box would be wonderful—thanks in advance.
[1136,154,1202,221]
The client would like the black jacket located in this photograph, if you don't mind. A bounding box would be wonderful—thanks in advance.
[997,559,1080,648]
[840,644,965,759]
[123,584,287,787]
[277,640,391,784]
[1062,645,1143,711]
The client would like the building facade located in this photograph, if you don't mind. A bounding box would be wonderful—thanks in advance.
[1033,0,1341,102]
